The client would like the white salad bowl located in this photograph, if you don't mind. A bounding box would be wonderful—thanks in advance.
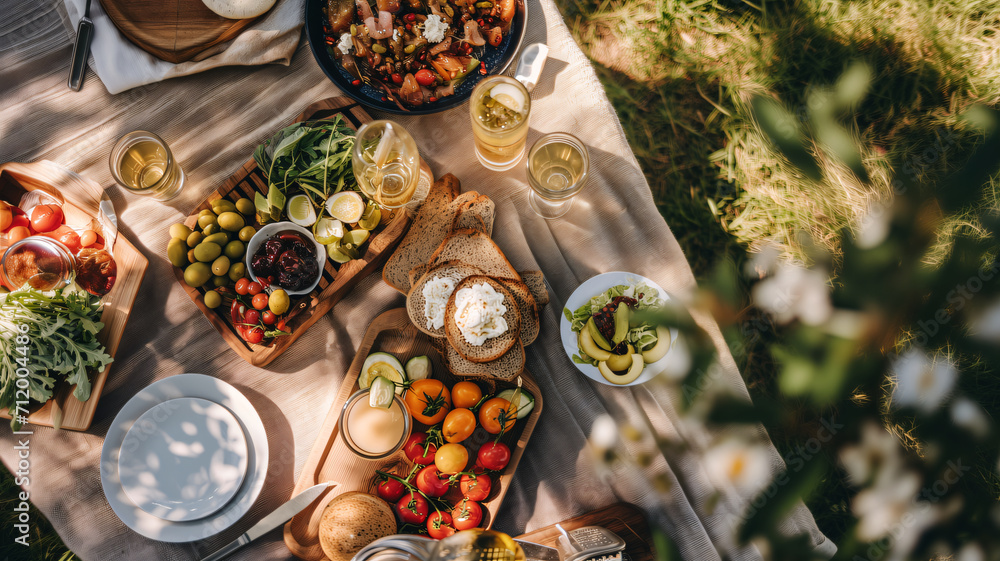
[245,221,326,296]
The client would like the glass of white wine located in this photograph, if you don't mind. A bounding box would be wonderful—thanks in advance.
[525,132,589,219]
[352,120,421,209]
[109,131,185,201]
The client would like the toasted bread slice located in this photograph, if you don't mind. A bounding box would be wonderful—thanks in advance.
[497,278,539,346]
[452,195,495,236]
[519,270,549,306]
[445,276,521,363]
[382,176,470,293]
[429,229,520,281]
[440,338,526,381]
[406,260,483,338]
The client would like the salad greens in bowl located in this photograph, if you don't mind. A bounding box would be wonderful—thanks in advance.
[560,272,677,386]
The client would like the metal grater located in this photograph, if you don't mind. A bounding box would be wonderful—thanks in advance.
[451,541,520,561]
[555,525,627,561]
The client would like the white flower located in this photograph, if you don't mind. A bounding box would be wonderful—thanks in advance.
[890,349,957,414]
[854,203,891,249]
[951,397,990,439]
[752,263,832,325]
[970,298,1000,343]
[852,470,921,540]
[840,422,903,485]
[658,334,691,382]
[744,242,781,278]
[703,439,771,494]
[589,415,618,451]
[958,543,985,561]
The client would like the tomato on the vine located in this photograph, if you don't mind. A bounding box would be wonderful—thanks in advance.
[477,442,511,471]
[245,326,264,344]
[405,379,451,425]
[403,432,437,465]
[251,292,269,310]
[234,278,251,295]
[415,465,450,498]
[244,309,260,325]
[247,281,263,295]
[442,408,476,443]
[452,499,483,531]
[426,511,456,539]
[29,204,63,233]
[262,310,277,325]
[434,443,469,475]
[479,397,515,435]
[451,381,483,409]
[459,473,491,501]
[395,491,429,524]
[376,474,407,503]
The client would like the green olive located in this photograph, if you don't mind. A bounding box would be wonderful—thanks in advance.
[198,209,216,218]
[203,223,221,236]
[235,198,255,216]
[183,262,212,287]
[211,199,237,214]
[238,226,257,242]
[186,231,204,248]
[211,255,231,276]
[203,232,230,247]
[224,240,245,260]
[197,214,218,230]
[268,289,291,315]
[187,248,197,263]
[169,223,192,240]
[167,238,188,268]
[228,262,246,282]
[212,275,229,288]
[203,289,222,309]
[194,242,222,262]
[217,212,246,232]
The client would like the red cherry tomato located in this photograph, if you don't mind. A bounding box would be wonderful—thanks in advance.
[427,511,456,539]
[251,292,268,310]
[7,226,30,244]
[376,475,407,503]
[415,465,450,498]
[403,432,437,465]
[243,309,260,325]
[395,491,429,524]
[392,73,404,85]
[244,326,264,344]
[247,281,263,295]
[234,278,250,295]
[477,442,511,471]
[80,230,98,248]
[5,213,30,234]
[262,310,277,325]
[459,473,491,501]
[452,499,483,531]
[29,204,63,233]
[415,69,436,86]
[54,226,82,253]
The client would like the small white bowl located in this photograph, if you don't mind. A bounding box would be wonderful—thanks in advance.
[245,222,326,296]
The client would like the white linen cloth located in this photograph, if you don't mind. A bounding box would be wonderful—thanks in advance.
[0,0,837,559]
[61,0,304,94]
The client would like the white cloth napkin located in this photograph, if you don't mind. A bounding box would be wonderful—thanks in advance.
[61,0,305,94]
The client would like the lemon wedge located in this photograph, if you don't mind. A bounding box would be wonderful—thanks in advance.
[490,83,526,114]
[286,194,317,227]
[357,202,382,230]
[313,217,345,245]
[326,191,365,223]
[359,352,406,394]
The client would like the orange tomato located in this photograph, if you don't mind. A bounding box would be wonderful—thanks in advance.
[442,408,476,443]
[479,397,515,435]
[405,379,451,425]
[80,230,98,248]
[434,443,469,474]
[451,381,483,409]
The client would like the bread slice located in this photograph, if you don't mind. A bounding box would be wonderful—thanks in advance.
[429,229,521,281]
[453,212,488,235]
[519,270,549,306]
[440,338,526,381]
[445,276,521,363]
[408,263,430,288]
[452,195,495,236]
[406,260,483,338]
[382,175,467,293]
[497,278,539,346]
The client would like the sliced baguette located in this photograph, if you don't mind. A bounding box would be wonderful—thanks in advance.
[519,270,549,306]
[429,229,521,281]
[406,260,483,338]
[440,338,526,381]
[445,276,520,363]
[497,278,539,346]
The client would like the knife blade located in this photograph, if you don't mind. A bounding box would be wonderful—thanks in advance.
[68,0,95,91]
[200,481,333,561]
[515,539,560,561]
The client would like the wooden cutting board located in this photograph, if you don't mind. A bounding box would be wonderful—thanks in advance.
[100,0,272,63]
[516,503,655,561]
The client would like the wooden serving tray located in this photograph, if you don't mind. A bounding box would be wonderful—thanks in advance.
[284,308,544,560]
[0,160,149,431]
[517,503,655,561]
[173,97,413,367]
[100,0,269,64]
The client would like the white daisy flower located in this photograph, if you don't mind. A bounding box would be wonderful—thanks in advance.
[890,349,957,414]
[951,397,990,439]
[752,262,832,325]
[703,438,771,494]
[854,203,891,249]
[839,422,903,485]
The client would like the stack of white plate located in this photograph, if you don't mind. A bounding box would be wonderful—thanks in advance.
[100,374,269,542]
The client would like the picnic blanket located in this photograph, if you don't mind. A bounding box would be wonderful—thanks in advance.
[0,0,836,559]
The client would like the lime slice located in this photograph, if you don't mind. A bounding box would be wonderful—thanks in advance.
[286,194,317,227]
[344,228,370,246]
[313,217,345,245]
[357,203,381,230]
[369,376,396,409]
[359,352,406,393]
[326,191,365,223]
[490,83,526,113]
[327,241,358,263]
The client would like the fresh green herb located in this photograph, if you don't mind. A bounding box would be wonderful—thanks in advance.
[252,115,357,223]
[0,285,112,427]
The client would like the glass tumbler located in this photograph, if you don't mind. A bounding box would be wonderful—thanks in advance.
[470,76,531,171]
[526,133,590,219]
[110,130,185,201]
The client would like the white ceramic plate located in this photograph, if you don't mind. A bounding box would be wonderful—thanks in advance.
[118,397,249,522]
[100,374,269,542]
[560,272,679,386]
[245,222,326,296]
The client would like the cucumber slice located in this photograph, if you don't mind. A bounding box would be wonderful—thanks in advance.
[496,388,535,419]
[360,352,406,394]
[405,356,432,381]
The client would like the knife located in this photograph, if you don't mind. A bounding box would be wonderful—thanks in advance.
[515,539,560,561]
[68,0,95,91]
[200,482,334,561]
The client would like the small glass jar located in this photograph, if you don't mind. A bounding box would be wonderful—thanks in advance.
[339,389,412,460]
[2,237,76,291]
